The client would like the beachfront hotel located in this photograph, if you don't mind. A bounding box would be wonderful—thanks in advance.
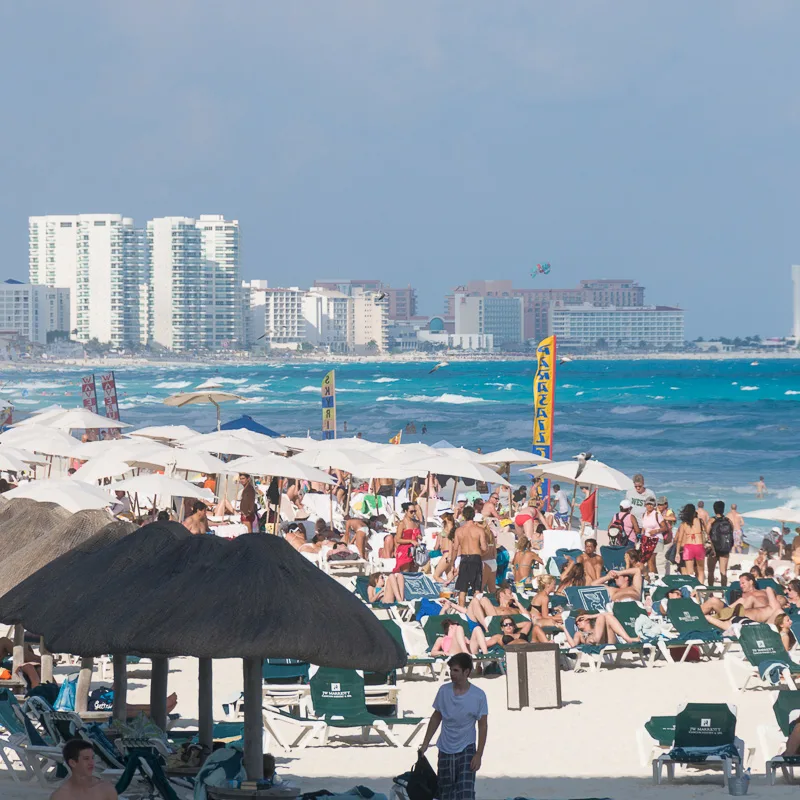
[0,280,69,345]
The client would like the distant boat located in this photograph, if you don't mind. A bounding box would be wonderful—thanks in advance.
[750,361,759,366]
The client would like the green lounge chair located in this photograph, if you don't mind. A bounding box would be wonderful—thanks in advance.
[309,667,426,747]
[563,585,611,613]
[665,598,730,661]
[636,715,676,766]
[611,601,660,667]
[724,623,800,692]
[763,691,800,784]
[561,613,646,673]
[381,619,438,680]
[421,615,503,680]
[650,575,701,604]
[600,544,632,573]
[354,575,397,610]
[652,702,744,785]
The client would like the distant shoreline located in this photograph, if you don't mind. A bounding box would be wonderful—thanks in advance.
[1,349,798,370]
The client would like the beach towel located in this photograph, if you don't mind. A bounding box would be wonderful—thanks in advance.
[193,747,245,800]
[758,659,795,685]
[403,573,440,601]
[666,743,740,762]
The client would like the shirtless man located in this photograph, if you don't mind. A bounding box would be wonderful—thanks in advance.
[727,503,745,554]
[577,538,603,583]
[283,522,307,550]
[696,500,710,527]
[592,567,643,601]
[482,492,501,521]
[752,476,767,499]
[183,501,210,535]
[452,507,487,606]
[703,572,783,624]
[51,739,116,800]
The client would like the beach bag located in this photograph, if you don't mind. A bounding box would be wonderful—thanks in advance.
[394,753,438,800]
[328,549,359,562]
[88,686,114,712]
[413,543,430,567]
[54,673,79,711]
[710,517,734,555]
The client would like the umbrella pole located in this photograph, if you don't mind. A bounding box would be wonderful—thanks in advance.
[213,400,221,431]
[150,657,169,731]
[11,624,24,680]
[39,637,53,684]
[242,657,264,780]
[76,657,93,713]
[198,658,213,751]
[344,473,352,519]
[570,482,579,530]
[451,478,458,510]
[112,654,128,722]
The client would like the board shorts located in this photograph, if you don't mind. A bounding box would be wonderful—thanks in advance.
[455,554,483,595]
[682,543,706,562]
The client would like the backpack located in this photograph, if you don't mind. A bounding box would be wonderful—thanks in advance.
[394,753,438,800]
[710,517,734,555]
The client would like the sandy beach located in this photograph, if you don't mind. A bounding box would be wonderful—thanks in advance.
[1,652,797,799]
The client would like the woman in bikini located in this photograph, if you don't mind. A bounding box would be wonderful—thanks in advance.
[367,572,405,603]
[674,503,707,583]
[430,618,486,656]
[393,502,422,573]
[564,610,640,647]
[514,499,547,549]
[511,536,544,584]
[432,513,457,583]
[481,616,548,648]
[775,613,797,652]
[529,575,563,627]
[558,558,587,591]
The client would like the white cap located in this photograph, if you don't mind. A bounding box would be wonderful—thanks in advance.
[619,499,632,509]
[771,526,781,534]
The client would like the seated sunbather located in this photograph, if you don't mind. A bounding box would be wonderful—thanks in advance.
[0,637,39,663]
[479,616,547,648]
[563,610,639,646]
[367,572,405,603]
[344,516,384,559]
[283,522,307,550]
[591,567,642,601]
[529,576,563,626]
[702,573,784,625]
[511,536,544,583]
[559,559,587,590]
[444,586,530,628]
[431,618,485,657]
[299,533,326,554]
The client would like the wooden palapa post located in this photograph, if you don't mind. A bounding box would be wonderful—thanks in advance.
[75,657,94,713]
[112,654,128,722]
[150,657,169,731]
[242,657,264,779]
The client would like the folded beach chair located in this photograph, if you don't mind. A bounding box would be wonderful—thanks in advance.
[600,544,633,573]
[724,623,800,692]
[0,688,63,786]
[762,691,800,784]
[563,585,611,613]
[380,619,437,680]
[636,714,676,766]
[652,702,745,785]
[665,598,730,661]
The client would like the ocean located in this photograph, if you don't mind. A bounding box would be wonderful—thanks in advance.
[3,358,800,542]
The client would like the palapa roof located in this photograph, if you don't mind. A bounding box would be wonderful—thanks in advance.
[0,528,406,672]
[0,510,135,598]
[0,499,71,561]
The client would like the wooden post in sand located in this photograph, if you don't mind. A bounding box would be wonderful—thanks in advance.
[112,655,128,722]
[39,637,53,684]
[11,624,24,680]
[198,658,213,750]
[75,657,94,713]
[242,657,264,780]
[150,657,169,730]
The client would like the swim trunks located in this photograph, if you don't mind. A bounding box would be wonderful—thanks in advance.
[455,554,483,594]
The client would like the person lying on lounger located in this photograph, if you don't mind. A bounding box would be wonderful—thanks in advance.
[591,567,643,601]
[367,572,405,603]
[431,618,486,657]
[702,573,786,626]
[563,610,640,647]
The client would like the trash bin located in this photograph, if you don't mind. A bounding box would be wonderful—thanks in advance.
[505,642,561,710]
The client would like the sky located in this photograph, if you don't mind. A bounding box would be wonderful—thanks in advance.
[2,1,799,338]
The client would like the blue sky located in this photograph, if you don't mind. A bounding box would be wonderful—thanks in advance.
[2,1,798,337]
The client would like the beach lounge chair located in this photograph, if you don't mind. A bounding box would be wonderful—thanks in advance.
[115,740,192,800]
[420,615,503,679]
[381,619,437,680]
[762,691,800,784]
[724,623,800,692]
[636,714,676,766]
[560,613,648,673]
[600,544,633,573]
[665,598,730,661]
[611,601,660,667]
[650,575,702,604]
[652,702,745,785]
[0,688,63,785]
[563,585,611,613]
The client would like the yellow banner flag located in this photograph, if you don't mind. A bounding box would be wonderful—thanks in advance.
[532,335,556,461]
[321,370,336,440]
[389,430,402,445]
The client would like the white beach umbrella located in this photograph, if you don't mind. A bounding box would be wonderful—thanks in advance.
[368,464,428,481]
[219,429,288,454]
[433,446,483,462]
[78,437,170,459]
[1,446,49,466]
[0,426,87,458]
[163,391,243,431]
[402,455,511,487]
[71,456,135,483]
[280,436,378,451]
[292,448,381,476]
[181,432,261,457]
[113,474,215,504]
[230,455,335,484]
[478,448,551,466]
[195,379,224,390]
[4,478,113,512]
[140,447,229,475]
[12,406,68,427]
[45,407,130,431]
[129,425,199,442]
[521,459,634,492]
[741,506,800,525]
[0,451,28,473]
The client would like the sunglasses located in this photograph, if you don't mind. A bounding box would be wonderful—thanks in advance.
[501,622,515,628]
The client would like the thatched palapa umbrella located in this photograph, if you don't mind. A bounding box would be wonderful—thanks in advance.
[0,528,406,779]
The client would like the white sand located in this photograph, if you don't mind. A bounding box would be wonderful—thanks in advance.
[1,654,797,799]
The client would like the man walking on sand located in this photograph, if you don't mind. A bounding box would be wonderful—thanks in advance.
[453,507,486,607]
[420,653,488,800]
[51,740,117,800]
[625,474,656,524]
[727,503,745,554]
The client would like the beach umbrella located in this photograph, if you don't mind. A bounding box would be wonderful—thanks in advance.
[741,507,800,525]
[71,456,134,483]
[0,528,405,779]
[129,425,199,443]
[433,446,483,462]
[0,426,87,459]
[44,408,130,432]
[125,446,228,476]
[180,432,261,457]
[1,447,49,466]
[163,391,243,431]
[521,459,634,492]
[230,455,334,484]
[0,451,28,473]
[3,479,113,512]
[478,448,551,466]
[219,429,288,454]
[219,415,281,438]
[11,406,68,427]
[401,455,511,487]
[281,436,378,451]
[292,448,381,476]
[78,437,174,460]
[113,475,214,508]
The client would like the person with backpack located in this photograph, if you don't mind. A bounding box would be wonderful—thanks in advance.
[707,500,734,587]
[607,499,640,546]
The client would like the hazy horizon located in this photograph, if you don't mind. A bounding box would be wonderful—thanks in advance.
[3,1,799,339]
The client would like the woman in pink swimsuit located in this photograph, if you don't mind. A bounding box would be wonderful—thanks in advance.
[675,503,708,583]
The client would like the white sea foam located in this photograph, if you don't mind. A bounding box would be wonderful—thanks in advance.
[373,377,399,383]
[236,397,265,404]
[740,386,759,391]
[300,386,318,393]
[575,391,584,396]
[657,411,732,424]
[376,393,493,405]
[7,381,64,390]
[153,381,191,389]
[785,390,800,396]
[610,405,649,415]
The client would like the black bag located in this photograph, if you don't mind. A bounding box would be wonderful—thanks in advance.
[394,753,438,800]
[665,543,678,565]
[88,686,114,712]
[709,517,734,555]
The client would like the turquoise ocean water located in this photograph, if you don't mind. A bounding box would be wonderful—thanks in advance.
[3,358,800,542]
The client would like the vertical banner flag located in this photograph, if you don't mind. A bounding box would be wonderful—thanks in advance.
[0,404,11,429]
[532,335,556,504]
[99,372,120,420]
[81,374,98,413]
[321,370,337,440]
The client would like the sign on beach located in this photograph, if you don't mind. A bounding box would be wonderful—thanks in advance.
[321,370,336,440]
[100,372,120,420]
[532,335,556,460]
[81,374,99,414]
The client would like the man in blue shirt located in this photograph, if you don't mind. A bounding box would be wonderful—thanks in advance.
[419,653,488,800]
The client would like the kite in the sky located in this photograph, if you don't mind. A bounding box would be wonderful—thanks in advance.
[428,361,450,374]
[531,262,551,278]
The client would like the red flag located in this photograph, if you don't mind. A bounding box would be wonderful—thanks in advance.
[579,490,597,524]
